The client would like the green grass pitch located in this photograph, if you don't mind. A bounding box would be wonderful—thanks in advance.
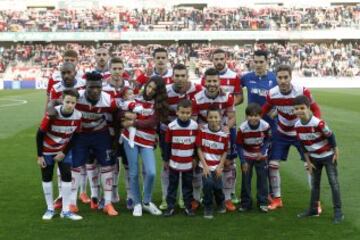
[0,89,359,240]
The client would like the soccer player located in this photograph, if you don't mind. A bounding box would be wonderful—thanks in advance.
[158,63,203,210]
[163,99,198,217]
[136,47,173,90]
[236,103,271,213]
[262,64,321,211]
[294,95,343,224]
[196,107,229,219]
[36,89,82,220]
[201,49,243,206]
[192,68,236,211]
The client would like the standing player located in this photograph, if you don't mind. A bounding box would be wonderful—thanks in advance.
[240,50,277,207]
[136,48,173,90]
[192,68,236,212]
[37,89,82,220]
[201,49,243,206]
[262,64,321,211]
[158,63,203,210]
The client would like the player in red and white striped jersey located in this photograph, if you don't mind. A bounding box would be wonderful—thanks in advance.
[158,63,202,210]
[193,67,237,211]
[135,48,173,91]
[36,89,83,221]
[196,107,229,219]
[262,64,322,211]
[236,103,271,212]
[293,95,343,223]
[163,99,198,216]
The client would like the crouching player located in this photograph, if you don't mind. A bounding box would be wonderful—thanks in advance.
[36,89,82,220]
[236,103,271,212]
[196,107,229,219]
[163,99,198,217]
[294,96,344,224]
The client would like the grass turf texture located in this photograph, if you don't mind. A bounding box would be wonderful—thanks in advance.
[0,89,359,240]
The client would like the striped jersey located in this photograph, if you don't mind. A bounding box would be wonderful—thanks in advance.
[196,124,229,171]
[236,119,270,160]
[136,69,173,87]
[263,84,316,137]
[49,79,86,100]
[201,68,242,95]
[165,119,198,172]
[192,89,235,125]
[46,70,84,96]
[39,105,82,155]
[295,116,334,159]
[121,95,157,148]
[76,90,117,133]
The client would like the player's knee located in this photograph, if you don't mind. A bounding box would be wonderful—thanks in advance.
[269,160,280,170]
[41,165,54,182]
[58,162,72,182]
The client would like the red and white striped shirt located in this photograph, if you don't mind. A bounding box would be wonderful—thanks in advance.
[136,69,173,87]
[196,125,229,171]
[295,116,334,159]
[49,79,86,100]
[165,119,198,172]
[76,90,117,133]
[40,106,82,155]
[192,89,235,125]
[201,68,242,95]
[263,84,319,137]
[121,96,157,148]
[236,119,270,160]
[46,70,84,96]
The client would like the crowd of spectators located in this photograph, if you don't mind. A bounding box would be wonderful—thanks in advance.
[0,5,359,32]
[1,41,359,78]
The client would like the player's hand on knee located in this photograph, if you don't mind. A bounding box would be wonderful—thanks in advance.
[241,162,249,173]
[54,152,65,162]
[37,156,47,168]
[202,165,210,178]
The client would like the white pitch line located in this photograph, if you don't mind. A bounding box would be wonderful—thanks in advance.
[0,98,28,108]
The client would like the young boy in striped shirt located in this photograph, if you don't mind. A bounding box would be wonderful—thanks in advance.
[163,99,198,217]
[237,103,271,213]
[293,95,343,224]
[196,107,229,219]
[36,89,82,221]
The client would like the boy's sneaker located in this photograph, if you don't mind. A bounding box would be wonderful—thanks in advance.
[218,203,226,214]
[204,208,214,219]
[178,198,185,209]
[333,211,344,224]
[133,204,142,217]
[231,193,240,204]
[225,200,236,212]
[268,197,283,210]
[42,209,55,220]
[142,202,162,215]
[79,192,91,204]
[259,205,268,213]
[163,208,175,217]
[60,211,83,221]
[103,203,118,216]
[159,199,168,210]
[191,200,200,211]
[126,198,134,210]
[69,204,79,213]
[297,209,319,218]
[184,208,195,217]
[53,197,62,210]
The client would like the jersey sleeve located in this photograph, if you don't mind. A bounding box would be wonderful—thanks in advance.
[233,75,243,95]
[195,129,203,147]
[223,135,229,153]
[226,94,235,112]
[191,98,199,117]
[39,114,51,132]
[261,93,273,116]
[200,75,206,87]
[236,128,244,145]
[165,127,172,143]
[318,120,332,138]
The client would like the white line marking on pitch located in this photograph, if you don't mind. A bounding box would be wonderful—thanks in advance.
[0,98,28,108]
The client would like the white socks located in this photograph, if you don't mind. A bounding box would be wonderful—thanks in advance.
[86,163,99,199]
[222,166,236,201]
[61,181,72,212]
[192,171,203,201]
[269,161,281,198]
[42,181,54,211]
[79,165,87,194]
[71,168,81,206]
[101,166,114,205]
[161,167,169,201]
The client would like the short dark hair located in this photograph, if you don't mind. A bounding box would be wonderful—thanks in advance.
[294,95,311,108]
[173,63,187,72]
[204,68,219,77]
[276,64,292,76]
[254,50,268,60]
[245,103,262,116]
[62,88,79,99]
[85,71,103,82]
[63,50,78,59]
[153,48,168,57]
[177,99,192,110]
[109,57,124,66]
[207,105,221,116]
[213,49,226,56]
